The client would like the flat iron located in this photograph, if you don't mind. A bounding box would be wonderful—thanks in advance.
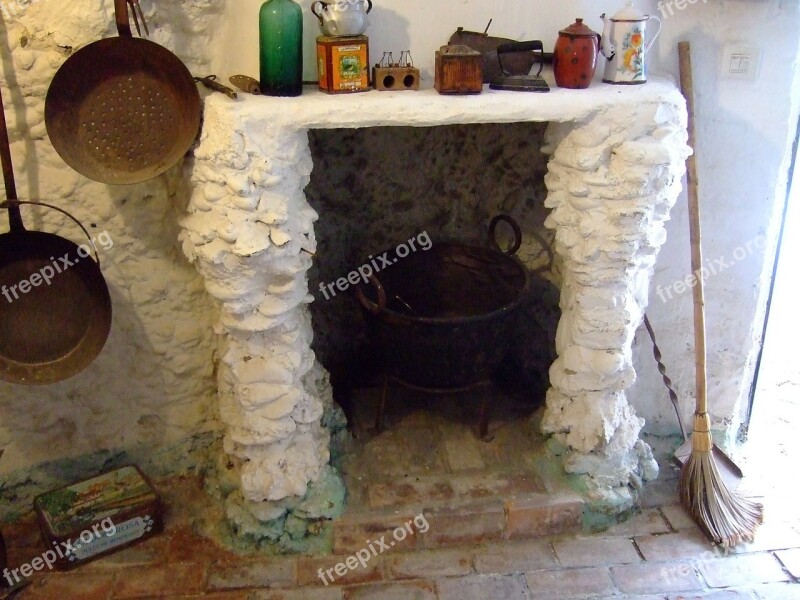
[490,40,550,92]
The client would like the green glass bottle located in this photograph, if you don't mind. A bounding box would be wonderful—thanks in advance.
[259,0,303,97]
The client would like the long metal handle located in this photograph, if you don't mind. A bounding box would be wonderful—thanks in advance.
[643,313,688,440]
[0,76,24,232]
[128,0,149,37]
[114,0,133,38]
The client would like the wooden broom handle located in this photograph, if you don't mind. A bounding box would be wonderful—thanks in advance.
[678,41,708,416]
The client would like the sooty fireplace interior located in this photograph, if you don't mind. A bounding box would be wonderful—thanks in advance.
[305,124,558,441]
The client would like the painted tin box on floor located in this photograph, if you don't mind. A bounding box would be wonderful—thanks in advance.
[33,465,162,571]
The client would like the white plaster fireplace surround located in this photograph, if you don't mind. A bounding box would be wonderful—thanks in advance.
[179,80,691,526]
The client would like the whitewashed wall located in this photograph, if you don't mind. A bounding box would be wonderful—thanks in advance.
[629,0,800,440]
[216,0,800,441]
[0,0,227,478]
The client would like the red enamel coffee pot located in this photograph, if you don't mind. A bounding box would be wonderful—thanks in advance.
[553,18,601,89]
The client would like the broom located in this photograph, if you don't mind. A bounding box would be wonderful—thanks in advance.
[677,41,764,547]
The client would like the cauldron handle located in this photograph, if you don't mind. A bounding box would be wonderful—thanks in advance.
[489,214,522,255]
[355,273,387,314]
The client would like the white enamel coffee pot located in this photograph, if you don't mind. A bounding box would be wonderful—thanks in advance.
[600,1,662,84]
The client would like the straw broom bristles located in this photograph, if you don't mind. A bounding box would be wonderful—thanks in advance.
[678,414,763,547]
[678,40,764,548]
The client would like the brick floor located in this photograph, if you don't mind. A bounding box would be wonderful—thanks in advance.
[728,521,800,554]
[297,556,382,587]
[696,553,790,588]
[207,558,296,590]
[21,572,115,600]
[112,562,209,598]
[386,548,473,579]
[524,566,616,598]
[777,548,800,578]
[3,395,800,599]
[553,536,643,567]
[635,530,716,562]
[251,589,344,600]
[437,574,529,600]
[473,539,556,573]
[503,495,583,539]
[421,503,506,547]
[667,590,760,599]
[2,493,799,600]
[661,504,699,531]
[611,561,704,595]
[750,582,800,599]
[443,432,486,471]
[343,579,437,600]
[604,508,672,537]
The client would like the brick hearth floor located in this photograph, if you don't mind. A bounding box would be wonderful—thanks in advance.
[4,387,799,599]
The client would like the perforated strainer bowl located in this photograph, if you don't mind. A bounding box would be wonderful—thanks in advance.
[45,0,200,185]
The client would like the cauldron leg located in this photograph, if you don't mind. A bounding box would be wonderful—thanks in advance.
[375,374,389,432]
[478,383,493,442]
[0,530,6,589]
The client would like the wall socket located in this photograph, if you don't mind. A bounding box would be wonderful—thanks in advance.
[721,45,761,80]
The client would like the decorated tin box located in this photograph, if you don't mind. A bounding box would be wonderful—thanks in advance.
[33,465,162,571]
[317,35,370,94]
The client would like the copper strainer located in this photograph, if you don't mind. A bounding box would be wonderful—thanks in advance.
[45,0,200,185]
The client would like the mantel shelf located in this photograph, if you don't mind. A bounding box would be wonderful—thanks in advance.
[204,76,684,131]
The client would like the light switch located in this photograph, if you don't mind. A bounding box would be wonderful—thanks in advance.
[721,45,761,80]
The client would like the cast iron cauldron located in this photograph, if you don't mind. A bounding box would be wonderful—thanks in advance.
[355,215,529,390]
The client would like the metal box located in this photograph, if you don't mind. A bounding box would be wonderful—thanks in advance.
[434,44,483,94]
[33,465,162,571]
[317,35,370,94]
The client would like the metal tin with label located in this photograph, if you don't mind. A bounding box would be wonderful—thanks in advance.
[317,35,370,94]
[33,465,162,571]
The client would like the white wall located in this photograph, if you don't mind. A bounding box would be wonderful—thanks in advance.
[0,0,226,479]
[631,0,800,439]
[215,0,800,440]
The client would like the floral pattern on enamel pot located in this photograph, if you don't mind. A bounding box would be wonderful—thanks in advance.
[620,27,645,80]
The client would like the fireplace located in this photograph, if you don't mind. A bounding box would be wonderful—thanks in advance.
[179,81,691,537]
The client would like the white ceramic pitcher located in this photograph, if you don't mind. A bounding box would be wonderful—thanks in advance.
[311,0,373,37]
[600,1,662,84]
